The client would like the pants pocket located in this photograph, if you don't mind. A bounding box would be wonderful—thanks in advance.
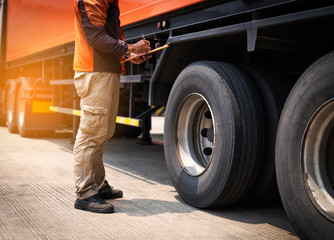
[80,105,108,134]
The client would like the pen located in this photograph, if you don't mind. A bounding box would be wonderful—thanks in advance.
[142,34,145,40]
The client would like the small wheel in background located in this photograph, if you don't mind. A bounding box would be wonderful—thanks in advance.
[16,86,34,137]
[6,88,18,133]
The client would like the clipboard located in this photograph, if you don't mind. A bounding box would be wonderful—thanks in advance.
[120,42,170,63]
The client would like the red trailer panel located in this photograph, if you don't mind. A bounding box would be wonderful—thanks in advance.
[6,0,204,62]
[119,0,205,26]
[6,0,74,62]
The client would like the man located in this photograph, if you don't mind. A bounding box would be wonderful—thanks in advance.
[73,0,150,213]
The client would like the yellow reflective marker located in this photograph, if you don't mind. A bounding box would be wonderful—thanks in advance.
[116,116,140,127]
[72,110,81,116]
[49,106,141,127]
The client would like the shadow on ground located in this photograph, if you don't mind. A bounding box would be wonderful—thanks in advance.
[42,132,297,238]
[109,195,297,238]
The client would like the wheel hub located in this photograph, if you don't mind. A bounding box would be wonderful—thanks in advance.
[176,93,215,176]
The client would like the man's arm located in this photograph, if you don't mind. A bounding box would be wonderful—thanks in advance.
[78,0,149,58]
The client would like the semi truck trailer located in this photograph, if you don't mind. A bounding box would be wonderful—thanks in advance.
[1,1,334,239]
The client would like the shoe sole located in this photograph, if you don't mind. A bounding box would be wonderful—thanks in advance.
[74,202,114,213]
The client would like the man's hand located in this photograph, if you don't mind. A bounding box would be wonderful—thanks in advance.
[129,53,151,65]
[127,40,150,55]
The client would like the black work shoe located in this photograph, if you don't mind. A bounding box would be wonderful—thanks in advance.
[74,194,114,213]
[99,184,123,199]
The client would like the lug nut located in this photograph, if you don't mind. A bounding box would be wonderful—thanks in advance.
[201,128,208,137]
[203,147,212,156]
[204,111,212,119]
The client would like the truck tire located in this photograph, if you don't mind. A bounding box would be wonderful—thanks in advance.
[164,61,264,208]
[241,66,290,204]
[16,86,33,137]
[276,51,334,239]
[6,88,18,133]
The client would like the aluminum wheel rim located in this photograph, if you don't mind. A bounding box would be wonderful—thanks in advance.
[302,98,334,222]
[176,93,215,176]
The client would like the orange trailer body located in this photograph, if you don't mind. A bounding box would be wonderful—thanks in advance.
[6,0,74,62]
[6,0,204,62]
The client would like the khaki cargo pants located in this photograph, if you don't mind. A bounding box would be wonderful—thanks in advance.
[73,71,120,199]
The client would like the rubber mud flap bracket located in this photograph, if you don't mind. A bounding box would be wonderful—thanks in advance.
[247,25,257,52]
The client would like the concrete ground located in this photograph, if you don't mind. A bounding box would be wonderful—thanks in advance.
[0,126,299,240]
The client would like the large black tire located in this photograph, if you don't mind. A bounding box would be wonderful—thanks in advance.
[276,51,334,239]
[6,88,18,133]
[241,66,290,204]
[164,61,264,208]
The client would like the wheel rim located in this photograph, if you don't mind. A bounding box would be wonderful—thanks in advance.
[302,98,334,222]
[176,93,215,176]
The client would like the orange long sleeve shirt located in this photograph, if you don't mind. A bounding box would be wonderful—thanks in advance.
[73,0,128,73]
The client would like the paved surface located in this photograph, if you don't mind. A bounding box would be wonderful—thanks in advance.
[0,126,299,240]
